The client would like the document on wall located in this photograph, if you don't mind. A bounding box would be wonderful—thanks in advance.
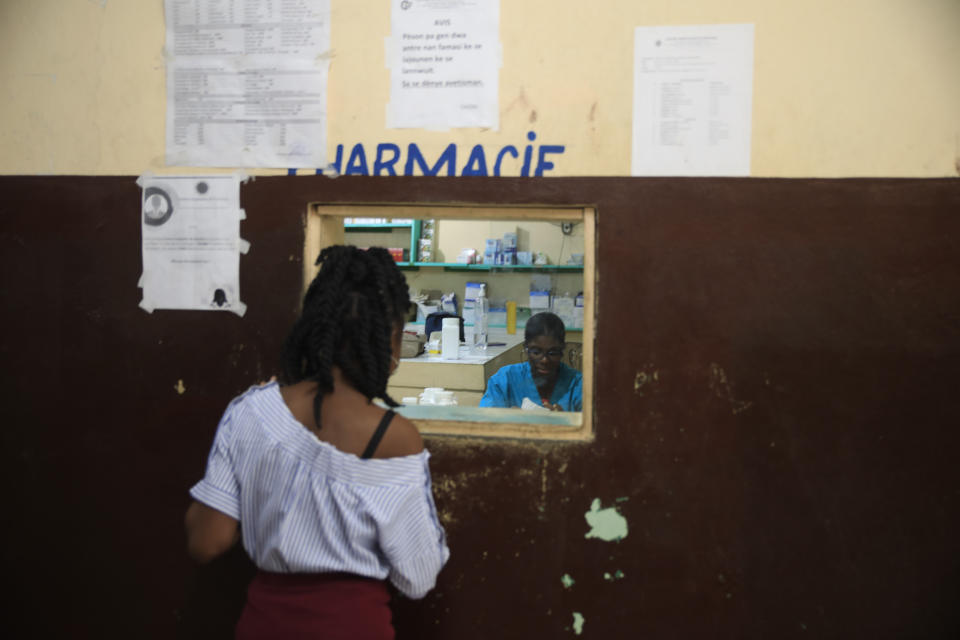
[386,0,500,130]
[138,174,248,316]
[164,0,331,168]
[632,24,754,176]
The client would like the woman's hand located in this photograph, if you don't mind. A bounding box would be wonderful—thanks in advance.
[543,401,563,412]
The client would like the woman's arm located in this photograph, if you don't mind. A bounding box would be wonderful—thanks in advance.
[184,500,240,564]
[380,480,450,599]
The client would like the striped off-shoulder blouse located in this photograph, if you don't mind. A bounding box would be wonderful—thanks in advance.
[189,382,449,599]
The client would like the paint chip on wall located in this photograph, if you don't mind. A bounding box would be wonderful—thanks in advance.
[572,612,585,635]
[584,498,628,541]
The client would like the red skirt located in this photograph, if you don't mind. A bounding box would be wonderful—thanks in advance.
[235,571,393,640]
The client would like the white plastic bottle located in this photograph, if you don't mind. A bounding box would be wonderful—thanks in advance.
[441,317,460,359]
[473,283,489,351]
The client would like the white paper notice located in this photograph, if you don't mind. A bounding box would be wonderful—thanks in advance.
[387,0,500,130]
[164,0,331,168]
[632,24,754,176]
[139,175,247,315]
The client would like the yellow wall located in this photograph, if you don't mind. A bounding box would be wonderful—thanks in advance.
[433,219,583,265]
[1,0,958,176]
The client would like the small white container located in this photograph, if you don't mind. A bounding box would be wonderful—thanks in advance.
[441,317,460,359]
[529,291,550,309]
[433,391,458,406]
[419,387,445,404]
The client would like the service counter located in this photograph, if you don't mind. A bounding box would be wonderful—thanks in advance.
[387,331,525,406]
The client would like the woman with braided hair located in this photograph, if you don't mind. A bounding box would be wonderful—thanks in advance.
[185,246,449,639]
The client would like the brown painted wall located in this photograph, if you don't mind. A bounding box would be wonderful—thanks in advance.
[1,176,958,638]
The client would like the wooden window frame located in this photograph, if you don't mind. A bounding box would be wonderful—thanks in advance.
[305,203,595,442]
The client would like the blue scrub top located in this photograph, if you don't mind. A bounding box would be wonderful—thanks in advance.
[479,362,583,411]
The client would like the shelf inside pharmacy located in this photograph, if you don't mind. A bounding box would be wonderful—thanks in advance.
[344,222,416,230]
[344,219,422,264]
[343,221,582,273]
[396,262,583,272]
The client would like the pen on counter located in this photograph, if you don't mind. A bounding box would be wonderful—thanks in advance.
[487,342,506,346]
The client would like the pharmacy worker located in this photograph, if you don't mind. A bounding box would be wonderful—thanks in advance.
[479,312,582,411]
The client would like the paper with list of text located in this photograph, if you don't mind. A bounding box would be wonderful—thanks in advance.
[164,0,331,168]
[632,24,754,176]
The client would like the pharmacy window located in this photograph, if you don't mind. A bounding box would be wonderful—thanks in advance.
[305,204,595,442]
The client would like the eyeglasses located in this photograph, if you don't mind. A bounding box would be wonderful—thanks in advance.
[526,346,564,360]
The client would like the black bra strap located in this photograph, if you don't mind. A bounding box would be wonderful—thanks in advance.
[361,410,396,459]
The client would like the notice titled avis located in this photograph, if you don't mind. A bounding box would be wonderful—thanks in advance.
[632,23,754,176]
[387,0,500,130]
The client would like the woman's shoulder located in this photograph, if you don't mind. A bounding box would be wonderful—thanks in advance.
[216,382,281,430]
[230,380,284,410]
[372,410,424,459]
[558,362,583,384]
[498,362,528,378]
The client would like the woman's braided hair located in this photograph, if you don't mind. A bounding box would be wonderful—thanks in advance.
[280,245,411,430]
